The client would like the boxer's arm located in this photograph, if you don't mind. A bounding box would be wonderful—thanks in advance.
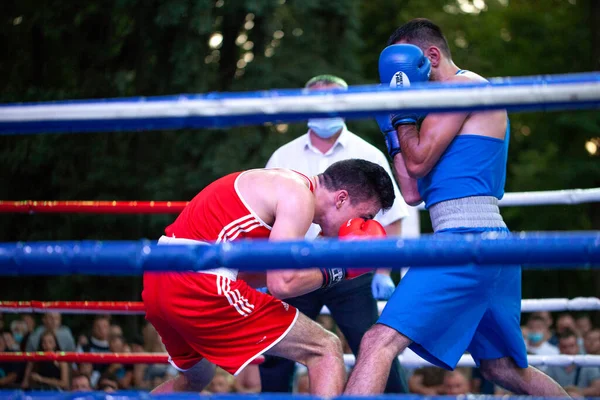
[393,152,423,206]
[266,186,324,299]
[398,112,468,179]
[398,75,473,179]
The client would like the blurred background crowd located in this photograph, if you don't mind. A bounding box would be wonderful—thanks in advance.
[0,310,598,395]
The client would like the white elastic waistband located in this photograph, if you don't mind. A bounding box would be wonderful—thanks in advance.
[157,235,238,280]
[428,196,507,232]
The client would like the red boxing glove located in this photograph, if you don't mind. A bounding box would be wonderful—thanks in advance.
[339,218,387,238]
[339,218,386,278]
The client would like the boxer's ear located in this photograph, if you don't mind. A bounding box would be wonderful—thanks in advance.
[335,190,349,209]
[425,46,441,67]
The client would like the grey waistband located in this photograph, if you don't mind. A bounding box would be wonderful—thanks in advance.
[429,196,507,232]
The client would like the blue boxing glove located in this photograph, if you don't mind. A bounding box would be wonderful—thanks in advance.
[371,272,395,300]
[375,112,401,158]
[378,44,431,127]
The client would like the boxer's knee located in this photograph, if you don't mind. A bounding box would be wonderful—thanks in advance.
[360,324,409,359]
[182,359,216,391]
[479,357,520,383]
[317,328,343,359]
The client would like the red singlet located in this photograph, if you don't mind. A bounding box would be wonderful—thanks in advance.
[143,169,313,375]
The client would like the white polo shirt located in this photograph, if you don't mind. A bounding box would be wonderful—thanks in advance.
[266,126,410,239]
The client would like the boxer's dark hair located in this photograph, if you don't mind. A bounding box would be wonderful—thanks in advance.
[387,18,451,58]
[319,159,395,211]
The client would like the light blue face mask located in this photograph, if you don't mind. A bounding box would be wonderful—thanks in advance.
[528,332,544,344]
[308,118,345,139]
[13,333,23,343]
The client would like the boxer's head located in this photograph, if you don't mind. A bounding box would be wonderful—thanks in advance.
[313,159,394,236]
[387,18,451,81]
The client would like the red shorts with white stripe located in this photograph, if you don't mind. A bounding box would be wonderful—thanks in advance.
[142,271,298,375]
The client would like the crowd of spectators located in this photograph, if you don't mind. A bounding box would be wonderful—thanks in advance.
[0,313,178,392]
[0,311,597,395]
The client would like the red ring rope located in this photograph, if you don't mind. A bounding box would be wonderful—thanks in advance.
[0,301,145,314]
[0,201,187,214]
[0,352,265,365]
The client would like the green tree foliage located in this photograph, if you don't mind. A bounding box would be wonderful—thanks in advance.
[0,0,598,332]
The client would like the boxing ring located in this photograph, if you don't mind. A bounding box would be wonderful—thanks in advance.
[1,73,600,399]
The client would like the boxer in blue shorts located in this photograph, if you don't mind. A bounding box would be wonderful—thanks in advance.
[345,19,568,396]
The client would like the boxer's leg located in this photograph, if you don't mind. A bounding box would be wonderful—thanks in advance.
[151,358,215,393]
[325,273,408,393]
[259,290,324,393]
[479,357,567,396]
[265,312,345,396]
[345,323,411,394]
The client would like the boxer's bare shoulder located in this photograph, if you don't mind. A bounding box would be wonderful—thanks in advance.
[236,168,315,228]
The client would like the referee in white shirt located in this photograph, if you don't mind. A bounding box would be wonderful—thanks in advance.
[259,75,409,393]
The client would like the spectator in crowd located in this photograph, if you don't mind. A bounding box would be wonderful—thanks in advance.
[79,315,111,387]
[79,316,110,354]
[97,374,119,392]
[129,335,148,389]
[140,323,177,389]
[584,329,600,355]
[441,370,471,395]
[234,365,261,393]
[105,335,133,389]
[556,314,579,334]
[20,314,36,352]
[10,320,28,347]
[21,330,69,391]
[2,331,19,351]
[546,330,600,397]
[77,334,89,349]
[0,334,20,389]
[0,313,4,331]
[576,315,593,337]
[408,367,445,395]
[77,363,94,385]
[110,324,123,338]
[26,312,75,353]
[70,373,92,391]
[207,368,235,393]
[22,314,35,334]
[551,314,579,343]
[526,314,559,356]
[531,311,555,342]
[295,372,310,394]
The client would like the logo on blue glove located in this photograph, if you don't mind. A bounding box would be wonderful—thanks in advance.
[389,71,411,89]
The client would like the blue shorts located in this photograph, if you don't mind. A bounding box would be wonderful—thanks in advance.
[378,227,528,370]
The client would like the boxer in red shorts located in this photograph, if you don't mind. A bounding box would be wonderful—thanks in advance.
[143,159,395,395]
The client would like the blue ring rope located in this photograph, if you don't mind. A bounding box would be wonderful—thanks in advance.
[0,232,598,276]
[1,72,599,135]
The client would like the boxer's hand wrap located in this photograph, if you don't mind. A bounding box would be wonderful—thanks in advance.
[320,267,347,289]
